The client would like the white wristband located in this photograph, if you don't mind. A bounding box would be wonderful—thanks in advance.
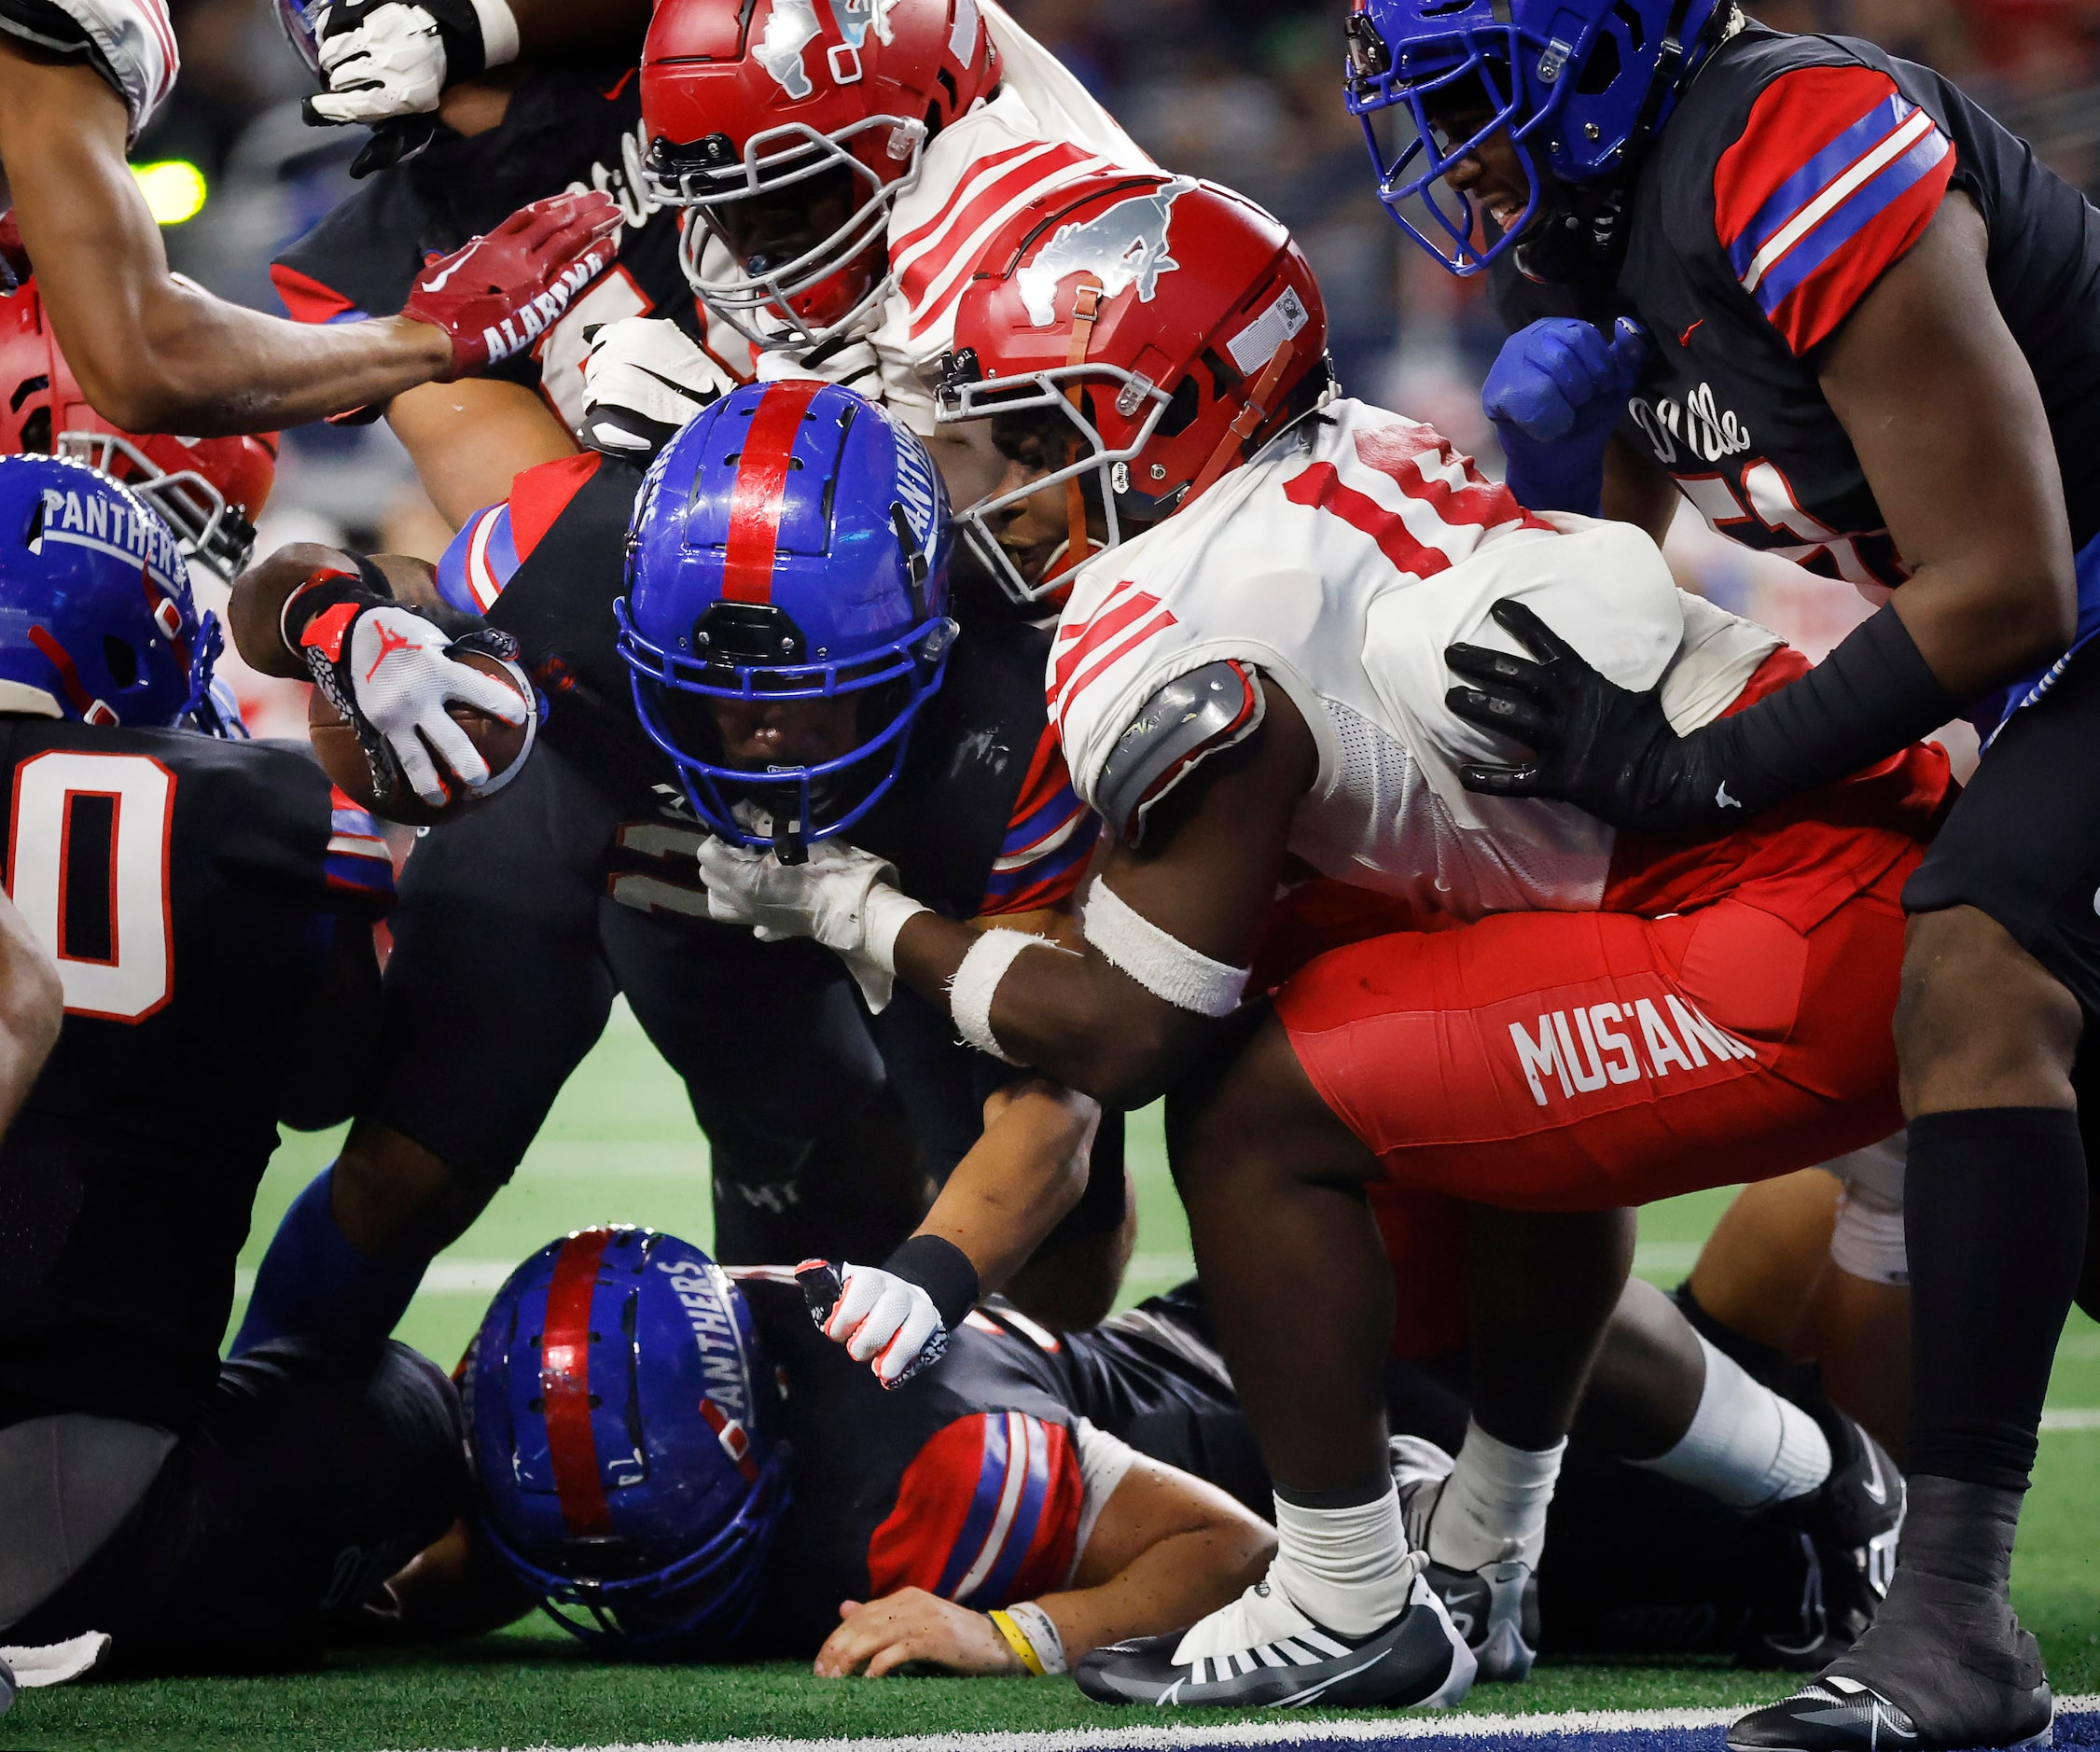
[1081,878,1248,1018]
[860,883,931,974]
[466,0,520,67]
[948,928,1049,1063]
[1005,1600,1066,1675]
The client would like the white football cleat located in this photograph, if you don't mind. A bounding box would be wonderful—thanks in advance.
[1392,1435,1541,1682]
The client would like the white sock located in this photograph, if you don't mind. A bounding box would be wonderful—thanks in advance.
[1272,1481,1417,1634]
[1171,1482,1418,1662]
[1425,1419,1565,1572]
[1633,1332,1831,1510]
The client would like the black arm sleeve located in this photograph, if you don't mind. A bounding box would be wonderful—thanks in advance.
[1699,603,1961,812]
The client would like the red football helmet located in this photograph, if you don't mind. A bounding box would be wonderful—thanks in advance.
[0,278,277,581]
[641,0,1001,347]
[936,170,1330,604]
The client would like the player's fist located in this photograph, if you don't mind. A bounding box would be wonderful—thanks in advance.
[304,0,518,125]
[821,1262,951,1389]
[1482,316,1649,518]
[580,319,738,458]
[694,838,928,1008]
[301,601,528,809]
[403,193,622,382]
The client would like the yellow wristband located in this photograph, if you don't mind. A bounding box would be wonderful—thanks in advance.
[988,1607,1046,1676]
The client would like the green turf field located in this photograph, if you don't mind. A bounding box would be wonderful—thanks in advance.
[11,1002,2095,1751]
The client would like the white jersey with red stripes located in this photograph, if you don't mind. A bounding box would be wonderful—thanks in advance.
[0,0,178,141]
[1050,399,1783,923]
[775,0,1150,432]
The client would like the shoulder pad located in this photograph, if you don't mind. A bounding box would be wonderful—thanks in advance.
[1096,660,1264,847]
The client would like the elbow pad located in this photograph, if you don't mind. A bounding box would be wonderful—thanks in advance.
[1095,661,1263,846]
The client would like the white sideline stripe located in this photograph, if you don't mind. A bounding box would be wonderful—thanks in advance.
[2040,1406,2100,1431]
[405,1697,2100,1752]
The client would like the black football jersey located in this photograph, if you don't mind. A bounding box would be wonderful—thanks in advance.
[1496,24,2100,588]
[430,449,1099,1164]
[270,61,712,429]
[0,723,392,1433]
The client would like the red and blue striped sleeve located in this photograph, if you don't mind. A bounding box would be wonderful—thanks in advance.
[324,786,396,911]
[268,261,368,326]
[866,1411,1084,1607]
[1712,66,1956,356]
[437,502,522,616]
[976,722,1099,919]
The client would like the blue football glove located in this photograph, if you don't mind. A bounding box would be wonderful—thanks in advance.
[1482,316,1650,519]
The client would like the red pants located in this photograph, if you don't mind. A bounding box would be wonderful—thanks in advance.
[1272,855,1916,1357]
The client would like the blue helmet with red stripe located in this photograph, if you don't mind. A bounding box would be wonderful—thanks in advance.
[615,379,956,863]
[1343,0,1736,274]
[0,453,228,732]
[466,1227,790,1657]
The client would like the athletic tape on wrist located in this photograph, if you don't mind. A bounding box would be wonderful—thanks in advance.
[1082,878,1249,1017]
[467,0,520,65]
[860,884,931,975]
[949,929,1050,1063]
[1003,1601,1066,1675]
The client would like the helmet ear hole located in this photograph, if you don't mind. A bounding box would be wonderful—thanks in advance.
[1578,26,1624,95]
[104,635,139,688]
[1155,371,1205,440]
[19,408,49,455]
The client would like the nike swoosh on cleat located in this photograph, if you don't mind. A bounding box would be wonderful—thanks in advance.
[1271,1648,1393,1709]
[1861,1445,1888,1506]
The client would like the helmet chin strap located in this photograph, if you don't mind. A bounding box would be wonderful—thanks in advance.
[1183,334,1299,508]
[1056,277,1106,589]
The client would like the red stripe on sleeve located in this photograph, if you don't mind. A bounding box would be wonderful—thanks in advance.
[722,379,823,604]
[508,452,606,562]
[1048,587,1165,707]
[269,262,359,326]
[540,1229,613,1537]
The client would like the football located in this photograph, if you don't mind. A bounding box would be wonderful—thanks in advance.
[309,647,537,827]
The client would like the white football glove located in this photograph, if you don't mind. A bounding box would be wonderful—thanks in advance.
[824,1261,950,1388]
[695,838,928,1010]
[306,0,518,124]
[579,318,739,457]
[346,605,527,805]
[753,338,882,394]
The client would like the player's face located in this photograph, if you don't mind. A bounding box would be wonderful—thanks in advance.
[704,693,864,769]
[1422,79,1532,238]
[978,410,1106,586]
[708,165,884,327]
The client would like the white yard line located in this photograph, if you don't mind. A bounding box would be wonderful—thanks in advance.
[411,1696,2100,1752]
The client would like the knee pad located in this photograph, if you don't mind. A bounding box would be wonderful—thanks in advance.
[1828,1133,1908,1286]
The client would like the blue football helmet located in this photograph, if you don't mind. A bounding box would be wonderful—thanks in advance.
[615,378,957,863]
[1343,0,1734,274]
[466,1226,791,1657]
[0,453,228,731]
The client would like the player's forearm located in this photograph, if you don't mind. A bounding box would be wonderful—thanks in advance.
[0,894,63,1140]
[229,545,370,676]
[78,284,452,438]
[891,912,1201,1108]
[914,1079,1098,1296]
[1035,1518,1274,1661]
[388,378,578,528]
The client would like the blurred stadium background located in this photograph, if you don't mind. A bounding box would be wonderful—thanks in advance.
[114,0,2100,750]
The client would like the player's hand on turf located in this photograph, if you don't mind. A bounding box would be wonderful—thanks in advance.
[815,1591,1023,1676]
[304,0,513,125]
[339,605,527,806]
[1482,316,1648,517]
[819,1260,951,1388]
[403,193,622,381]
[580,319,737,458]
[1446,598,1735,831]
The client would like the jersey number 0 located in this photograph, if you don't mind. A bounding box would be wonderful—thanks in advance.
[6,751,175,1022]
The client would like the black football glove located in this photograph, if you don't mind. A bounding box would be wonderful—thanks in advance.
[1446,597,1749,834]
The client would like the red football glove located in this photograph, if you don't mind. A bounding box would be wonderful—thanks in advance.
[402,190,621,382]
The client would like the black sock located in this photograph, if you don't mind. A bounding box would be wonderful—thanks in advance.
[1905,1107,2088,1491]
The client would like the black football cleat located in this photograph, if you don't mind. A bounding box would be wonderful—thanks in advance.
[1074,1580,1477,1709]
[1730,1568,2052,1751]
[1425,1556,1540,1682]
[1748,1401,1905,1670]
